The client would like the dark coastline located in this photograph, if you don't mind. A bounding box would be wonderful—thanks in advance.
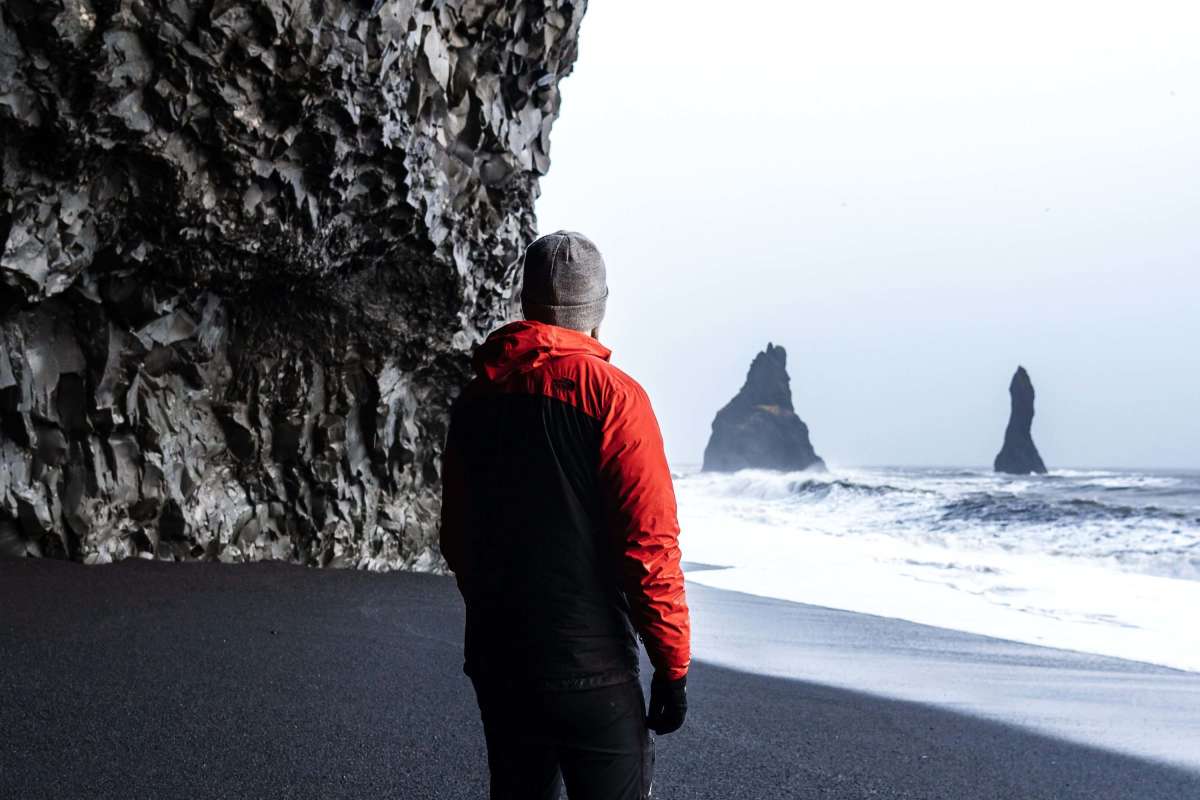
[2,559,1197,800]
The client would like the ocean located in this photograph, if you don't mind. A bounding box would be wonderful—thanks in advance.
[674,465,1200,672]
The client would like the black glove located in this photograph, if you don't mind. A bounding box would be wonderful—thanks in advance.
[646,674,687,735]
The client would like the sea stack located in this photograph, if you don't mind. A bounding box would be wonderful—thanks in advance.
[702,344,825,472]
[994,366,1048,475]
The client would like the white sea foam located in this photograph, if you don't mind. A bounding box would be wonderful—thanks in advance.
[675,466,1200,672]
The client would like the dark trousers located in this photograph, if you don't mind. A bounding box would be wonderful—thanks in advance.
[471,677,654,800]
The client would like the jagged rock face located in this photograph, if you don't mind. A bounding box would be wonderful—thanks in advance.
[0,0,587,566]
[702,343,825,473]
[994,366,1047,475]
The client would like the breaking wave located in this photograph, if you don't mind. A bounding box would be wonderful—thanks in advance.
[675,466,1200,671]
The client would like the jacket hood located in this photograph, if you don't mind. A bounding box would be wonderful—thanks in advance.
[473,320,612,383]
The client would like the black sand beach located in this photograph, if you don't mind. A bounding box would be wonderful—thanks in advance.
[2,559,1198,800]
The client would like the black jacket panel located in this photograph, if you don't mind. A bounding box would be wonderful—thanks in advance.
[447,390,639,689]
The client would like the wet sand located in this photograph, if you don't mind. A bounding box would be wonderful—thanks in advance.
[682,568,1200,771]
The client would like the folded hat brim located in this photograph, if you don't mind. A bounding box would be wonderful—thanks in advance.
[521,290,608,332]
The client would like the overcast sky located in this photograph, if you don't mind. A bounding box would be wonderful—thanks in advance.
[535,0,1200,469]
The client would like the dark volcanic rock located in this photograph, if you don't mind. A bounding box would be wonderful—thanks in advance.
[0,1,587,566]
[994,366,1048,475]
[702,344,825,473]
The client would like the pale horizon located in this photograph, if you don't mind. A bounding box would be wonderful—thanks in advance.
[536,0,1200,470]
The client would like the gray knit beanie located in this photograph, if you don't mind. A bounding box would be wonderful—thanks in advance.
[520,230,608,332]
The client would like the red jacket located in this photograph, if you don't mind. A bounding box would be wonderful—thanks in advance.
[440,320,690,687]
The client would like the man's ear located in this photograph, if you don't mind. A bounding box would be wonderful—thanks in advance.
[590,326,601,341]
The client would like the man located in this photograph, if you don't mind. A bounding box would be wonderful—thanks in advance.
[439,230,691,800]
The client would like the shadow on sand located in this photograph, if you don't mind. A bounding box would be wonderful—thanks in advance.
[1,559,1196,799]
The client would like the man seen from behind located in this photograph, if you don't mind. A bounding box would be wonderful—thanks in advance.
[439,230,691,800]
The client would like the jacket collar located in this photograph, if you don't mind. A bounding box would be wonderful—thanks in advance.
[473,320,611,383]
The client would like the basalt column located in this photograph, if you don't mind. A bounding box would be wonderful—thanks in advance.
[0,1,588,567]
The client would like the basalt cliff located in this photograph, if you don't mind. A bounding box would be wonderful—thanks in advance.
[0,1,587,567]
[703,344,825,473]
[994,366,1048,475]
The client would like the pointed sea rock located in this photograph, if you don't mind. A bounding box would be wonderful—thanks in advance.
[994,366,1048,475]
[702,344,825,472]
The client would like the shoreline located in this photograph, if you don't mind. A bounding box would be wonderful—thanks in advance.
[2,558,1198,799]
[673,465,1200,674]
[682,558,1198,675]
[683,574,1200,771]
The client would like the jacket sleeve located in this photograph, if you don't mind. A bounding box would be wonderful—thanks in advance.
[439,404,469,589]
[598,381,691,680]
